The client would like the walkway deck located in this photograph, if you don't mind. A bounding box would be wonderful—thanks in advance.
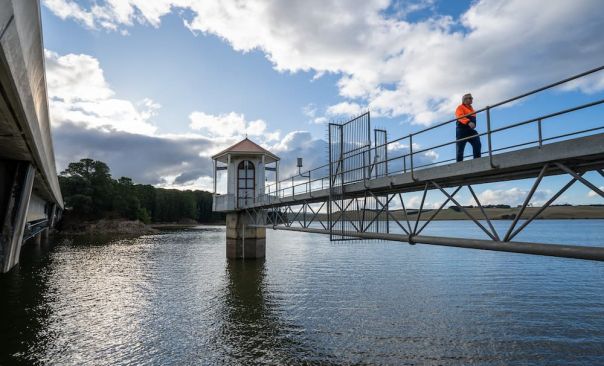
[250,132,604,209]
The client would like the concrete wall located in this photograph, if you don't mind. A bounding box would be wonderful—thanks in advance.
[226,211,266,259]
[26,193,46,222]
[0,1,63,273]
[0,0,63,208]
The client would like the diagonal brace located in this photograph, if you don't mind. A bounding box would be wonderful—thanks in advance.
[431,181,499,242]
[468,185,500,241]
[416,186,462,236]
[507,173,582,241]
[555,163,604,199]
[369,191,410,235]
[503,164,549,241]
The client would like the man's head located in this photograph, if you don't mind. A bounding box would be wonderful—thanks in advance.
[462,93,473,106]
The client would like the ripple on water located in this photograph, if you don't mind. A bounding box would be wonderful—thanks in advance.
[0,222,602,365]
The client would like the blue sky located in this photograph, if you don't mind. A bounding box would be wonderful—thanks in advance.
[41,0,604,207]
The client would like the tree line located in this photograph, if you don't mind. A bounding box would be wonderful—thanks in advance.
[58,158,224,223]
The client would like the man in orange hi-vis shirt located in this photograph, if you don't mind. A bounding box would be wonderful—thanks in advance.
[455,93,482,162]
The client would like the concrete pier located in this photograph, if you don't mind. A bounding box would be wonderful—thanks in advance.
[0,162,35,272]
[226,212,266,259]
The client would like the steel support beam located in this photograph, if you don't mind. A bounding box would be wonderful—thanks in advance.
[253,225,604,262]
[555,163,604,199]
[504,164,549,241]
[507,174,582,241]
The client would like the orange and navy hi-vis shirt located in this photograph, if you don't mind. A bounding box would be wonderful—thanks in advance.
[455,104,476,125]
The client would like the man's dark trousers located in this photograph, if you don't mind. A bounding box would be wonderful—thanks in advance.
[456,123,481,162]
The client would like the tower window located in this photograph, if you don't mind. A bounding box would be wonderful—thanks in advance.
[237,160,255,207]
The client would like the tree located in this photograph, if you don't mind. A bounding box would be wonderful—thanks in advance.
[59,158,224,223]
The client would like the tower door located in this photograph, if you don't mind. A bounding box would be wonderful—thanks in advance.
[237,160,255,207]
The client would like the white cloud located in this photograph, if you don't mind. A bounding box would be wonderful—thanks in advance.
[587,187,604,198]
[303,103,329,124]
[188,111,279,142]
[302,103,317,118]
[45,50,159,135]
[271,131,327,177]
[44,0,604,126]
[44,48,303,189]
[189,111,244,137]
[45,49,284,189]
[476,187,550,206]
[43,0,95,28]
[326,102,365,117]
[45,50,113,101]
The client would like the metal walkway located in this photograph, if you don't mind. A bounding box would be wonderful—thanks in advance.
[221,66,604,261]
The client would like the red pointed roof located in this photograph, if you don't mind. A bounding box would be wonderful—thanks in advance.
[212,138,279,162]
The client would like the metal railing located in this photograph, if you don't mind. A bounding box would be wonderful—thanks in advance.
[23,219,48,241]
[251,65,604,207]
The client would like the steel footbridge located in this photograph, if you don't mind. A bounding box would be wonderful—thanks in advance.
[215,66,604,262]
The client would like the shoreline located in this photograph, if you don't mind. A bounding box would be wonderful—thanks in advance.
[56,207,604,237]
[57,218,226,237]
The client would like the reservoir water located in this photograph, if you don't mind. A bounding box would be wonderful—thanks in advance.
[1,220,603,365]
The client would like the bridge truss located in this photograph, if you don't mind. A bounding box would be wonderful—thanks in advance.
[241,66,604,261]
[246,160,604,261]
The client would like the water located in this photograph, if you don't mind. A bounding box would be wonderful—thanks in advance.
[1,220,603,365]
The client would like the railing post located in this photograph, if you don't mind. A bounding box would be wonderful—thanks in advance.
[537,118,543,148]
[308,172,311,194]
[409,134,415,180]
[363,150,367,181]
[291,176,294,196]
[486,106,497,168]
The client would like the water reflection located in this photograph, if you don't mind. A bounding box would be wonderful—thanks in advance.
[216,259,317,365]
[0,236,53,365]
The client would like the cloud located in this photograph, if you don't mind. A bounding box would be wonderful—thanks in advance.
[476,187,550,206]
[44,0,604,126]
[53,122,215,187]
[43,0,95,28]
[302,103,329,124]
[271,131,327,178]
[188,111,278,141]
[45,49,285,189]
[587,187,604,198]
[45,47,306,189]
[326,102,365,117]
[45,50,159,135]
[385,140,438,172]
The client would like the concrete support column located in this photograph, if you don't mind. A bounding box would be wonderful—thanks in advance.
[0,161,35,273]
[226,211,266,259]
[48,203,57,228]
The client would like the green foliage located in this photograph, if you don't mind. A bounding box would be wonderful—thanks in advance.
[137,207,152,224]
[59,158,224,223]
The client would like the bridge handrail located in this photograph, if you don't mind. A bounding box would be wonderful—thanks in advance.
[258,65,604,204]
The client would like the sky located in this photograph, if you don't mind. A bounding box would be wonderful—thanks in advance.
[40,0,604,208]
